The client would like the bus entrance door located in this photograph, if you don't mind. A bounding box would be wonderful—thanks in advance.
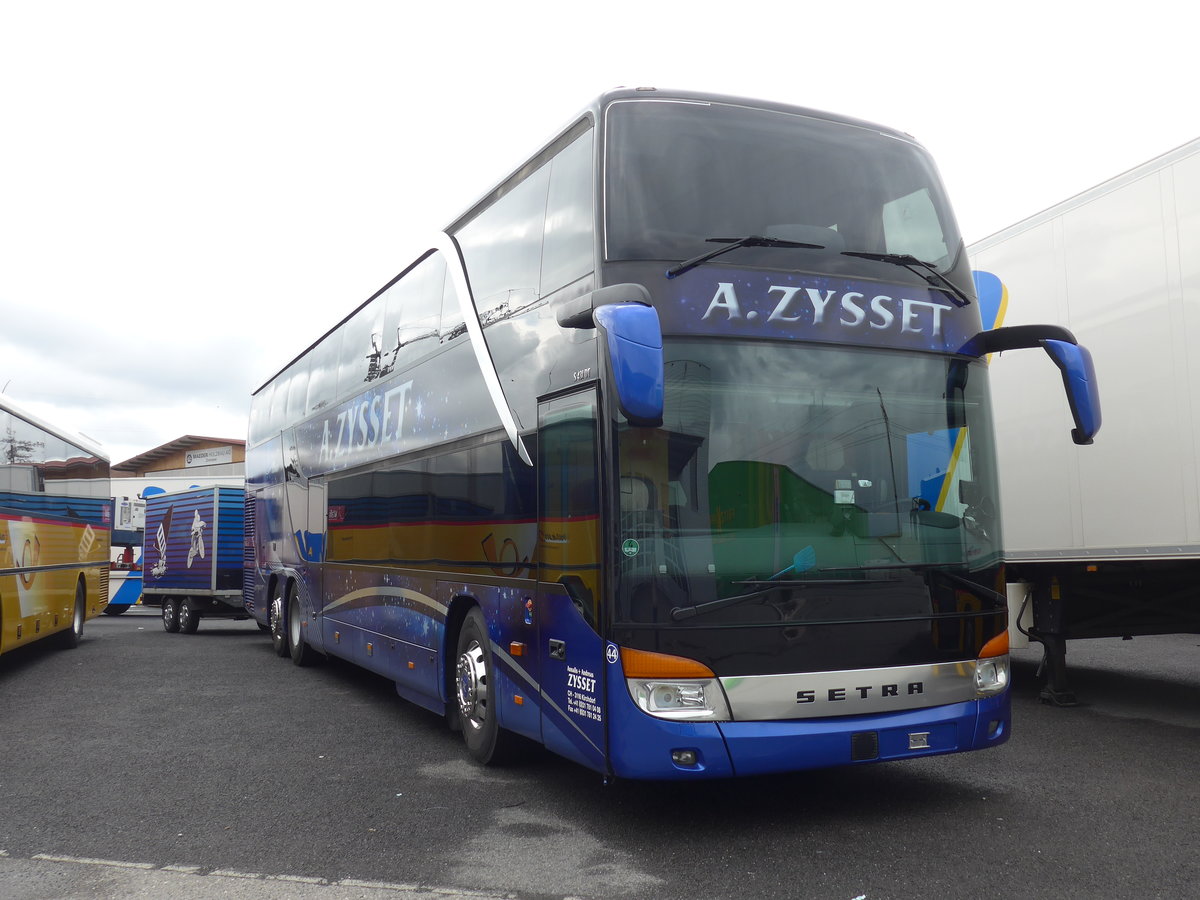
[536,391,608,773]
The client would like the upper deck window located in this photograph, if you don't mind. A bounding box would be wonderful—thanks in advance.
[604,100,966,284]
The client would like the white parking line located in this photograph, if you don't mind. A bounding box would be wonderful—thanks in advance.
[5,853,523,898]
[33,854,155,869]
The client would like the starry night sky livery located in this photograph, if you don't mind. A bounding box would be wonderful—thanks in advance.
[656,267,982,354]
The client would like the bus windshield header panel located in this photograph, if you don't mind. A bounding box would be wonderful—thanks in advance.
[604,98,976,340]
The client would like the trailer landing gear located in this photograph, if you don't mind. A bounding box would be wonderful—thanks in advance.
[1034,633,1079,707]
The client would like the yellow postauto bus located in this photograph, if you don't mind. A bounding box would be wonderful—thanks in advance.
[0,393,111,655]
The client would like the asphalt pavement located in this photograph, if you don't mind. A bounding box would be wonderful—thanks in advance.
[1,608,1196,900]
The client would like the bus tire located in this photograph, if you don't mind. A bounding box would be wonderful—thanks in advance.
[454,608,518,765]
[179,601,200,634]
[288,591,319,667]
[269,583,288,657]
[103,604,131,616]
[59,580,86,649]
[162,597,181,633]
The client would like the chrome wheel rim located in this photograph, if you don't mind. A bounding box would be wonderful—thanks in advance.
[270,594,284,643]
[456,640,489,730]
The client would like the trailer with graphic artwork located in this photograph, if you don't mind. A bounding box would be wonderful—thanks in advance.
[140,486,247,633]
[969,137,1199,705]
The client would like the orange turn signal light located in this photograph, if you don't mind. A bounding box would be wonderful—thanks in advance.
[979,630,1010,659]
[619,647,715,679]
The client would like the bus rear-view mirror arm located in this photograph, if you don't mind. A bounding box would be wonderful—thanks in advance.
[959,324,1102,445]
[557,283,664,427]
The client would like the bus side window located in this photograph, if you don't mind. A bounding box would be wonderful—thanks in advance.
[541,128,595,296]
[455,165,551,321]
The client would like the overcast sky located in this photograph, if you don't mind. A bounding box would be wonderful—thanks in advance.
[2,0,1194,465]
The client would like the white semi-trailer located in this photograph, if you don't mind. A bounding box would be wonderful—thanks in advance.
[969,137,1200,704]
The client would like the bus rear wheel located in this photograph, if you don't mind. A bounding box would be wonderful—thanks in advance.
[288,591,319,666]
[162,597,181,633]
[269,585,290,657]
[455,608,519,765]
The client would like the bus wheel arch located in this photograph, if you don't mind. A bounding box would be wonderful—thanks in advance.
[443,595,477,731]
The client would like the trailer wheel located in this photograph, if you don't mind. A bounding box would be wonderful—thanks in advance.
[269,584,288,657]
[58,580,86,649]
[288,591,319,666]
[179,601,200,634]
[454,608,519,765]
[162,597,181,633]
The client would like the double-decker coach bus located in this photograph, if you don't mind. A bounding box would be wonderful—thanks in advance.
[246,89,1100,780]
[1,393,111,656]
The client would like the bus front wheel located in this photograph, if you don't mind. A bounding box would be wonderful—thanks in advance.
[455,608,518,765]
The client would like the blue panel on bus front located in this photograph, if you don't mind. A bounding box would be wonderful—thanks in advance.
[538,590,608,773]
[654,268,981,354]
[604,654,735,780]
[717,693,1009,777]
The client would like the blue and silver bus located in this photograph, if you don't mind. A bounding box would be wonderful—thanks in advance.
[245,89,1099,780]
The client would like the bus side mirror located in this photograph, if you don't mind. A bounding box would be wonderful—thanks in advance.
[556,282,652,328]
[593,303,664,427]
[959,324,1101,445]
[1041,339,1101,445]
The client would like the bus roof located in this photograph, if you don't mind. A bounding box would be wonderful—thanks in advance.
[0,391,110,462]
[252,88,921,397]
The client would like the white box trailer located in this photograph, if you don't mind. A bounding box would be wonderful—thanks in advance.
[969,137,1200,704]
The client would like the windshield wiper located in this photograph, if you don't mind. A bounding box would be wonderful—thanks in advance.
[842,250,971,307]
[671,585,783,621]
[666,235,823,279]
[671,563,1007,622]
[672,576,873,621]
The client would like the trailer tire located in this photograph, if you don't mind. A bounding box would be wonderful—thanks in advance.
[454,608,519,765]
[269,584,288,657]
[162,597,181,633]
[179,600,200,634]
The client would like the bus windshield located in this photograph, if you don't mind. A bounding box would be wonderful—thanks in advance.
[614,339,1001,625]
[605,98,969,289]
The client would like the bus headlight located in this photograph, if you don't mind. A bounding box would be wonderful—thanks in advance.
[628,678,731,721]
[975,655,1010,696]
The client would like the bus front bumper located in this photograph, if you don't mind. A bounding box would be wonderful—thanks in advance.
[607,692,1010,780]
